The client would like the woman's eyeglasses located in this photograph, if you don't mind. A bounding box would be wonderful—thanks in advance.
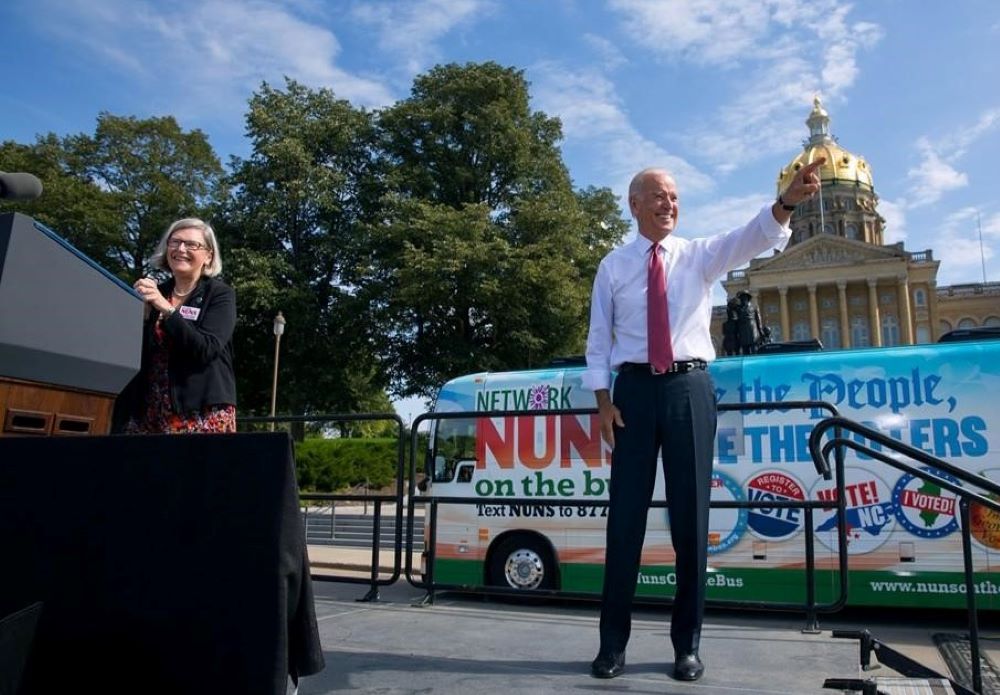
[167,239,207,251]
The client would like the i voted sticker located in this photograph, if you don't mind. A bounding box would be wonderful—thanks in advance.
[179,306,201,320]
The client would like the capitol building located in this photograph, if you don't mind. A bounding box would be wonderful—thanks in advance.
[712,97,1000,352]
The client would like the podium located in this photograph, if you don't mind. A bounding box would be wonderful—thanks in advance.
[0,433,325,694]
[0,213,142,435]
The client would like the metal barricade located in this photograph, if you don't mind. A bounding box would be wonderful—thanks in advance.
[240,413,406,602]
[404,400,847,630]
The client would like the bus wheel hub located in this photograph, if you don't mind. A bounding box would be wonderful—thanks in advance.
[505,549,544,589]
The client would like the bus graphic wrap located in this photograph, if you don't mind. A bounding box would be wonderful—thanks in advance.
[424,341,999,609]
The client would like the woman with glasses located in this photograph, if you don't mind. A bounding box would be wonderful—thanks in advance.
[113,218,237,434]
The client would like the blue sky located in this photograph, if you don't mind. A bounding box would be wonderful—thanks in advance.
[3,0,999,421]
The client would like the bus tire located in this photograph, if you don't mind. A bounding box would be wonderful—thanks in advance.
[487,534,557,592]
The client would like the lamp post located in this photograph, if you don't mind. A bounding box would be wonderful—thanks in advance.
[269,311,286,431]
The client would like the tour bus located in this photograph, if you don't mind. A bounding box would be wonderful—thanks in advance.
[422,339,1000,610]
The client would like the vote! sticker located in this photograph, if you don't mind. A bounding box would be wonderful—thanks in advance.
[811,468,897,555]
[745,470,807,541]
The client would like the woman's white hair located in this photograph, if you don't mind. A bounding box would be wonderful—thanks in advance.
[150,217,223,277]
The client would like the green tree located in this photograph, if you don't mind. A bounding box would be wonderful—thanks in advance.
[0,136,123,274]
[357,62,628,397]
[64,113,225,279]
[2,115,224,282]
[220,79,388,417]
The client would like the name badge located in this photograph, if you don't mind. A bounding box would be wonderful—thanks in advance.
[179,306,201,321]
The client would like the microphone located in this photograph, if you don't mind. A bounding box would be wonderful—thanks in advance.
[0,172,43,200]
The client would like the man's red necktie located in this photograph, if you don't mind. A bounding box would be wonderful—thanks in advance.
[647,244,674,373]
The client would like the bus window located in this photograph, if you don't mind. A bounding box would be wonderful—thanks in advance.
[431,418,476,483]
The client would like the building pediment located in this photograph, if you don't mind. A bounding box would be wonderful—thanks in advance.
[752,235,904,273]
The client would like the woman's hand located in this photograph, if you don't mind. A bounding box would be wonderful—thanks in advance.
[133,277,172,314]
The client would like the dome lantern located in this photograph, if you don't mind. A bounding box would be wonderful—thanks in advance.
[806,95,832,145]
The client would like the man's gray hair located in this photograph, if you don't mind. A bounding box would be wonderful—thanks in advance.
[628,168,673,199]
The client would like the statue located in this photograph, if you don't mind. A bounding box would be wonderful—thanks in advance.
[733,291,770,355]
[721,298,740,356]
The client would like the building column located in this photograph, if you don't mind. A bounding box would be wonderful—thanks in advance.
[898,275,914,345]
[778,285,790,341]
[837,280,850,349]
[868,278,882,347]
[807,283,820,341]
[927,280,940,341]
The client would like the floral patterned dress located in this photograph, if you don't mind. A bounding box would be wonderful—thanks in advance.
[125,319,236,434]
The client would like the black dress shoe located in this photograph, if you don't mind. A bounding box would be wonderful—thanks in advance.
[673,652,704,681]
[590,651,625,679]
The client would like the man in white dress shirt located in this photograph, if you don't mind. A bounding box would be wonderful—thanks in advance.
[585,159,824,682]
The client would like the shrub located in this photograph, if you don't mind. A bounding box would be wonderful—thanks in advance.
[294,437,401,492]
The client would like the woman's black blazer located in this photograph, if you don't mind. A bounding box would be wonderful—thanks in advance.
[113,276,236,429]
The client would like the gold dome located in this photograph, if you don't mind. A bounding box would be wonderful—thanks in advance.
[777,96,874,193]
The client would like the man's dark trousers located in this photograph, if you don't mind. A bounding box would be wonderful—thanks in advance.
[598,367,717,656]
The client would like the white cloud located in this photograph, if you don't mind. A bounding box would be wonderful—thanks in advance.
[906,138,969,207]
[531,64,712,204]
[941,108,1000,157]
[30,0,396,121]
[583,33,627,71]
[608,0,772,67]
[351,0,492,74]
[877,198,907,244]
[984,211,1000,240]
[608,0,882,174]
[929,207,995,282]
[904,109,999,207]
[684,194,775,239]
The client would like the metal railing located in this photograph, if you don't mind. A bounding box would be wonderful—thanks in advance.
[404,400,847,630]
[809,416,1000,695]
[239,413,406,601]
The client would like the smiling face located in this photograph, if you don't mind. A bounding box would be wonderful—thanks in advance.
[166,227,212,281]
[629,170,679,242]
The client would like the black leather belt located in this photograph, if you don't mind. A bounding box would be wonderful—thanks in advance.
[618,360,708,375]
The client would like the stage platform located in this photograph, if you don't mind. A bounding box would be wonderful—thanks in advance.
[299,578,860,694]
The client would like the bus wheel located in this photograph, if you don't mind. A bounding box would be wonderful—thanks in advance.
[488,535,555,591]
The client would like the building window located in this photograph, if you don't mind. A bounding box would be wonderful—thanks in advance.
[821,297,834,309]
[851,316,870,347]
[984,316,1000,327]
[916,325,931,344]
[845,223,859,240]
[958,318,977,329]
[765,303,778,315]
[769,324,783,341]
[793,299,806,311]
[882,315,900,346]
[880,292,894,305]
[849,295,864,306]
[823,223,835,235]
[821,318,841,349]
[939,320,952,333]
[913,288,927,307]
[793,321,811,341]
